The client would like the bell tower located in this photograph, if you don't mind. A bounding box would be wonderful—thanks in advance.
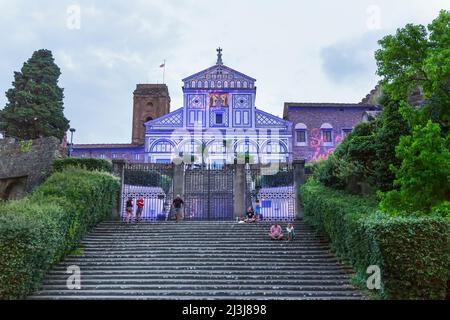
[132,84,171,145]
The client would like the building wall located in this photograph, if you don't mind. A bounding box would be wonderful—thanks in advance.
[287,106,374,162]
[132,84,171,145]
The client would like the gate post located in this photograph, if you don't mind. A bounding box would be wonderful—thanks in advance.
[112,159,126,220]
[233,163,246,219]
[173,162,185,200]
[293,159,306,219]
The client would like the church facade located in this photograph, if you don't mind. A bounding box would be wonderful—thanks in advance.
[73,49,379,164]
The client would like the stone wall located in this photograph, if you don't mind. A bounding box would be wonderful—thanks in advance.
[0,137,66,200]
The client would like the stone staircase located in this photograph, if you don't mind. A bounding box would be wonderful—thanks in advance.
[30,220,364,300]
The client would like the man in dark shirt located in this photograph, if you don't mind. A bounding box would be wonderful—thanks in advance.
[172,195,184,223]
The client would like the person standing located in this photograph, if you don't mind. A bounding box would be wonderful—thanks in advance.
[172,194,185,223]
[125,197,134,224]
[255,199,262,221]
[136,197,144,223]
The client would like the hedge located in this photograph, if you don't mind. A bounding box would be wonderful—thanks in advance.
[53,158,113,173]
[300,180,449,299]
[0,168,120,299]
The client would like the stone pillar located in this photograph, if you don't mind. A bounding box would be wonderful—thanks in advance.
[112,159,126,220]
[293,159,306,219]
[233,164,246,219]
[173,162,185,199]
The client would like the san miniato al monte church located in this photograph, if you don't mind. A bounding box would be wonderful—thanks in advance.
[73,49,380,165]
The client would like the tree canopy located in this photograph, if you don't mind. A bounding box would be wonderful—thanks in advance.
[0,49,70,140]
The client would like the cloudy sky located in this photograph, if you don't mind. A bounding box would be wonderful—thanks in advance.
[0,0,447,144]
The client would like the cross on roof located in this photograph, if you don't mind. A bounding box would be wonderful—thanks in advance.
[216,47,223,65]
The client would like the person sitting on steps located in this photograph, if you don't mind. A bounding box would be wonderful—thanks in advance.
[269,224,284,240]
[286,223,296,241]
[172,194,185,223]
[245,206,255,223]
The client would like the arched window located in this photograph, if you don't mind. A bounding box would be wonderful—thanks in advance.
[210,81,214,88]
[236,81,241,88]
[191,80,196,88]
[204,80,208,88]
[320,123,333,144]
[224,81,228,88]
[243,81,248,88]
[230,81,235,88]
[295,123,308,145]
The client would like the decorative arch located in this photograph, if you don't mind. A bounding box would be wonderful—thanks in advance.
[150,139,176,153]
[206,139,228,154]
[320,123,333,129]
[234,139,259,153]
[176,139,203,154]
[260,139,288,154]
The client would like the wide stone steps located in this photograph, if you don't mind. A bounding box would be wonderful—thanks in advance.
[30,221,364,300]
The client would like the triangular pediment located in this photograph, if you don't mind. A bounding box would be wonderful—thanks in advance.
[182,64,256,86]
[255,109,291,129]
[145,108,183,128]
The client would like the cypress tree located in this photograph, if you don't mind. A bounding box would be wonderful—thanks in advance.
[0,49,69,140]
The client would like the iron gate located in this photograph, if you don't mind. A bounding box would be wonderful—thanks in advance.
[121,163,174,221]
[184,164,234,220]
[245,164,295,221]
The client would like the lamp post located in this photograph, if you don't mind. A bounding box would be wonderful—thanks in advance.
[69,128,76,157]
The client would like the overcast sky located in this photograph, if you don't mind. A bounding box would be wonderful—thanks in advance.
[0,0,448,144]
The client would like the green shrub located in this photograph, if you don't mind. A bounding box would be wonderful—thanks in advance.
[300,180,449,299]
[379,121,450,215]
[363,213,449,299]
[0,168,120,299]
[53,158,112,173]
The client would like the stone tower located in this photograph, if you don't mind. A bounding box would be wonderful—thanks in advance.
[132,84,171,145]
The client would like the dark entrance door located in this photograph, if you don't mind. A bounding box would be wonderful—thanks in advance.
[184,165,234,220]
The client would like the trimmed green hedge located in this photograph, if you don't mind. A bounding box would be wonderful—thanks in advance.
[0,168,120,299]
[300,180,449,299]
[53,158,112,173]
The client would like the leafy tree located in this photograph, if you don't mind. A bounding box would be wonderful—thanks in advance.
[379,121,450,215]
[312,121,379,193]
[375,10,450,134]
[0,49,70,140]
[370,93,410,191]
